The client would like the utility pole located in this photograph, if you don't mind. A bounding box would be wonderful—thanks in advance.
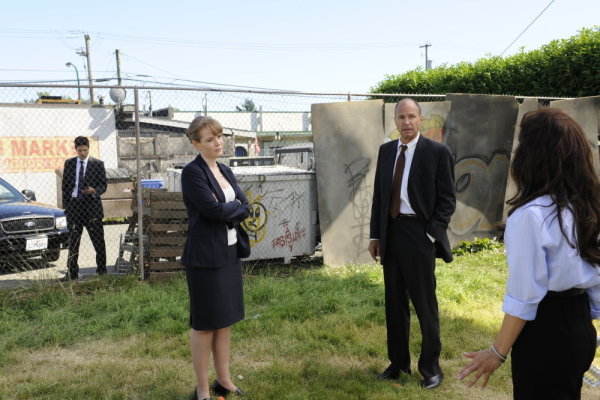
[115,49,122,85]
[420,42,431,70]
[77,34,94,103]
[146,90,152,115]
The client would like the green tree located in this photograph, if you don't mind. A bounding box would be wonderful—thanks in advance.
[236,98,257,112]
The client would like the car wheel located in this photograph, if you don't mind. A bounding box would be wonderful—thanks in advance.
[42,249,61,263]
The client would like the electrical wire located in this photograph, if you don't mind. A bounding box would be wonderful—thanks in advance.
[119,52,298,91]
[0,28,415,51]
[0,68,118,74]
[499,0,556,56]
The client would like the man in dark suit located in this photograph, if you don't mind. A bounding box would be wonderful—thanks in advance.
[369,98,455,389]
[61,136,107,280]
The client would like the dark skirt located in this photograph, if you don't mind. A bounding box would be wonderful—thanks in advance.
[511,292,596,400]
[184,244,244,330]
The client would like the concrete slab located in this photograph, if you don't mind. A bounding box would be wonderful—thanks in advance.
[502,98,541,223]
[312,100,384,266]
[445,94,519,244]
[550,96,600,176]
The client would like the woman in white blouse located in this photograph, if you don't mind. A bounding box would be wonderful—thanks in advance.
[458,108,600,399]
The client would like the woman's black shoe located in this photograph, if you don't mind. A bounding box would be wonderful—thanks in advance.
[190,385,215,400]
[211,379,246,397]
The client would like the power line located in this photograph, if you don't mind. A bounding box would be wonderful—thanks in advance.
[0,68,115,73]
[0,78,82,84]
[0,28,416,51]
[120,52,183,80]
[499,0,556,56]
[118,74,297,92]
[119,52,297,91]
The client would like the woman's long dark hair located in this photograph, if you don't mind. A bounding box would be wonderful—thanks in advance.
[507,107,600,265]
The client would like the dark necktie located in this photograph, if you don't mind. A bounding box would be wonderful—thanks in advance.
[389,145,407,218]
[77,160,85,198]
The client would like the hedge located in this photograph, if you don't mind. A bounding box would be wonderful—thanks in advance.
[371,27,599,98]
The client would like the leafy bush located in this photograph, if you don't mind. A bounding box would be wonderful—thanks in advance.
[372,27,600,98]
[452,237,503,256]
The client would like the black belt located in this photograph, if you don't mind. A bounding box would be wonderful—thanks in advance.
[546,288,585,298]
[393,213,421,220]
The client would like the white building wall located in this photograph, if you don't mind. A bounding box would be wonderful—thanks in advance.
[0,104,118,206]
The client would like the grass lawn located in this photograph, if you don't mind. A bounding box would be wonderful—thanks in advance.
[0,249,598,399]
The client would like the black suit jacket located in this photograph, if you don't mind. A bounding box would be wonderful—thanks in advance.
[61,156,107,220]
[181,155,250,268]
[370,135,456,263]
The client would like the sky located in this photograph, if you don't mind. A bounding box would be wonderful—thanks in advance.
[0,0,598,95]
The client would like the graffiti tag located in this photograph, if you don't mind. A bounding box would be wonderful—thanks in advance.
[271,219,306,252]
[344,158,371,259]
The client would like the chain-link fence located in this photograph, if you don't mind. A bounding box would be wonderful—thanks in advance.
[0,84,409,279]
[0,84,582,279]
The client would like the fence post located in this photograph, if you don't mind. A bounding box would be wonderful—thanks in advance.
[134,87,145,279]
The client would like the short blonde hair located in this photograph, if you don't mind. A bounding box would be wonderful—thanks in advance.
[186,116,223,143]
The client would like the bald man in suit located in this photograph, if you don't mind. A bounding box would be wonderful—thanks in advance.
[369,98,455,389]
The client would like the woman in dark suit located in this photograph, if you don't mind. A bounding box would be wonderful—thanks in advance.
[181,116,251,400]
[458,108,600,399]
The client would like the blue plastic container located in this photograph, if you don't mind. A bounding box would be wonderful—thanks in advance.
[140,179,165,189]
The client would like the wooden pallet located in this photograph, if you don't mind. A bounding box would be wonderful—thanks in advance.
[146,191,187,280]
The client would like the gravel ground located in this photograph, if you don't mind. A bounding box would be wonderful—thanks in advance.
[0,224,130,290]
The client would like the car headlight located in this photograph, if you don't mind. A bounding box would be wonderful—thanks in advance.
[55,216,68,229]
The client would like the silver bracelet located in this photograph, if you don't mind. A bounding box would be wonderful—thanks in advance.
[490,345,507,364]
[488,348,504,364]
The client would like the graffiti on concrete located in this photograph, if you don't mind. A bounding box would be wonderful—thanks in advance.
[268,190,304,211]
[239,182,304,212]
[271,219,306,252]
[344,158,371,259]
[239,183,310,249]
[449,152,510,238]
[241,190,268,246]
[421,114,447,142]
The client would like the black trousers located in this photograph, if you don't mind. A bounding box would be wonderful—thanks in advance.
[511,292,596,400]
[66,203,106,276]
[383,217,441,378]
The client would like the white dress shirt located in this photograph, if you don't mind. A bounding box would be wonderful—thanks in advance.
[223,185,238,246]
[502,195,600,320]
[391,133,434,242]
[71,156,89,198]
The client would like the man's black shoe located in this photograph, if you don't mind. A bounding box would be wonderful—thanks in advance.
[377,364,410,380]
[420,373,443,389]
